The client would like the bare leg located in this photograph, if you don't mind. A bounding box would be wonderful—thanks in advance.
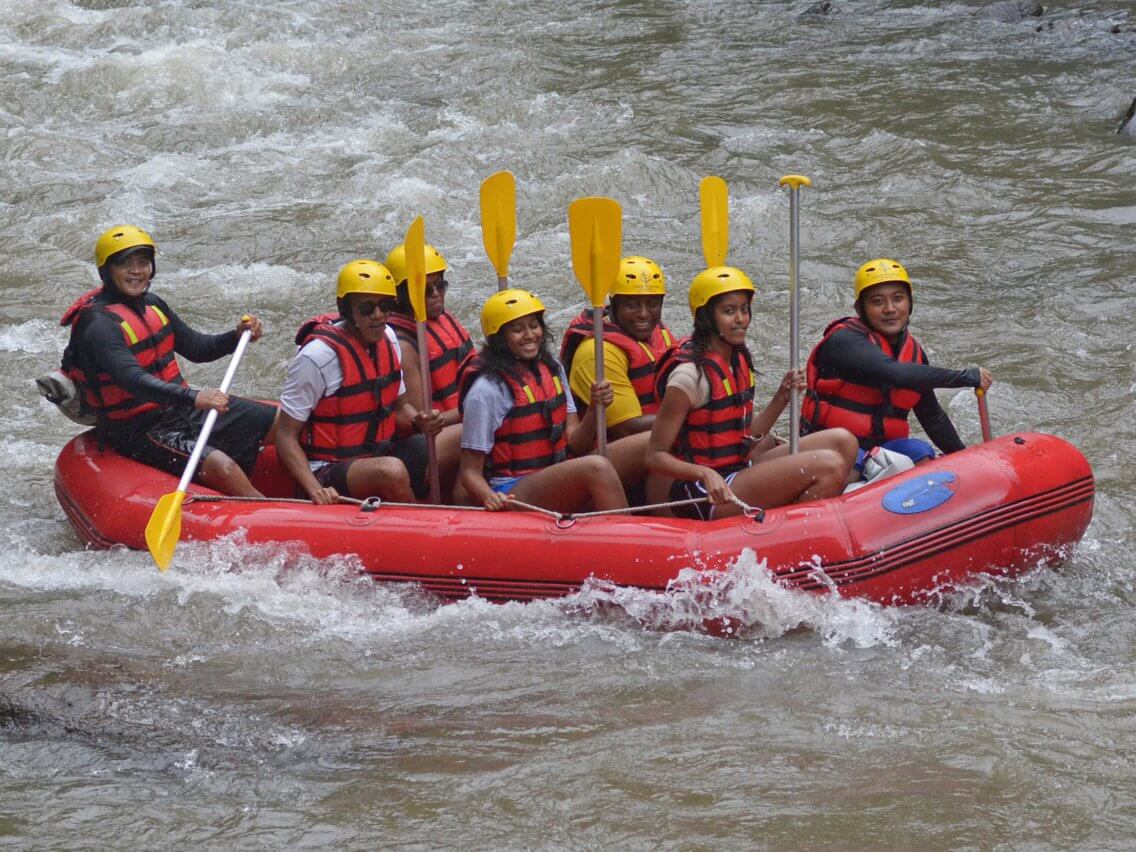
[433,424,463,502]
[199,450,264,497]
[346,456,415,502]
[713,449,849,518]
[510,456,628,514]
[644,473,676,517]
[753,427,859,471]
[604,431,650,493]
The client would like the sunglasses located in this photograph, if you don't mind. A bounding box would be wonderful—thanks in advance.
[354,298,398,316]
[426,279,448,297]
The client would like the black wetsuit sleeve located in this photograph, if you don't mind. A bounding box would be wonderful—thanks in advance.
[75,310,199,408]
[818,328,981,391]
[155,297,241,363]
[913,391,966,454]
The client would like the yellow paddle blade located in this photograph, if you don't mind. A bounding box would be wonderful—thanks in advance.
[480,171,516,278]
[700,175,728,268]
[404,216,427,323]
[568,196,621,308]
[145,489,187,572]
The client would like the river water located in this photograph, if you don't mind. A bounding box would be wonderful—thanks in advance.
[2,0,1134,846]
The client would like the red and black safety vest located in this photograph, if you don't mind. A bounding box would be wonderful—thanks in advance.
[655,342,755,472]
[386,311,474,412]
[60,288,186,421]
[459,356,568,479]
[559,309,675,415]
[801,316,926,446]
[294,316,402,462]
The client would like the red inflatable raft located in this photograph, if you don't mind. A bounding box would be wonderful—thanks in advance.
[54,430,1094,606]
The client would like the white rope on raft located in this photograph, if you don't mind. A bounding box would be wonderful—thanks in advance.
[187,493,765,521]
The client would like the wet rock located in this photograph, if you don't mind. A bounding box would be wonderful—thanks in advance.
[977,0,1044,23]
[799,2,840,18]
[1118,98,1136,136]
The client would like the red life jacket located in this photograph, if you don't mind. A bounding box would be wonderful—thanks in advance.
[655,342,755,472]
[386,311,474,412]
[458,355,568,478]
[60,288,186,421]
[559,309,675,415]
[294,317,402,462]
[801,316,926,446]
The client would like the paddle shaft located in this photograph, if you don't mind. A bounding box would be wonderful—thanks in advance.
[592,305,607,455]
[976,388,993,442]
[174,329,253,494]
[786,186,803,455]
[416,322,441,503]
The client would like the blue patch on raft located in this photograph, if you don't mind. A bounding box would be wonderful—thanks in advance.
[882,471,958,515]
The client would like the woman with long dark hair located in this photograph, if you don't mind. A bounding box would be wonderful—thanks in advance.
[647,267,857,520]
[458,289,628,513]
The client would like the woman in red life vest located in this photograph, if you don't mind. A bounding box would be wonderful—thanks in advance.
[800,258,994,466]
[647,267,858,521]
[275,260,448,505]
[62,225,276,496]
[458,289,628,513]
[561,255,676,440]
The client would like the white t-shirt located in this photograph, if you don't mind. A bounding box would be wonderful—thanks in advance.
[280,322,406,471]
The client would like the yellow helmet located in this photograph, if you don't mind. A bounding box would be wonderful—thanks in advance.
[481,288,546,336]
[688,266,755,316]
[383,243,448,285]
[854,258,912,300]
[336,259,398,299]
[95,225,155,268]
[611,256,666,297]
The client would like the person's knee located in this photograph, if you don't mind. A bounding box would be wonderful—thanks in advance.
[351,457,411,496]
[204,451,241,482]
[575,455,620,488]
[815,449,848,482]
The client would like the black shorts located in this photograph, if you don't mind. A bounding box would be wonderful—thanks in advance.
[668,467,746,521]
[313,435,430,500]
[106,397,276,481]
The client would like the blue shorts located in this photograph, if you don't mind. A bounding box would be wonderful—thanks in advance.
[855,438,936,470]
[490,475,524,494]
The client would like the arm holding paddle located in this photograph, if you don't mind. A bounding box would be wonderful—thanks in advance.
[566,380,614,457]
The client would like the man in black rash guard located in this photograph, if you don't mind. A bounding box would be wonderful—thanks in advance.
[801,257,993,464]
[62,225,277,496]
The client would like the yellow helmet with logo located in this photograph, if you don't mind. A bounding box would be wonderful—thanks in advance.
[611,256,666,297]
[854,258,912,300]
[383,243,448,286]
[688,266,755,316]
[481,288,546,336]
[336,259,398,299]
[95,225,156,268]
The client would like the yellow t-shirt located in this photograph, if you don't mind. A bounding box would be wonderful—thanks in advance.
[568,339,642,427]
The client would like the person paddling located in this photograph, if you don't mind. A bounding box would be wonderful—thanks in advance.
[60,225,276,497]
[647,266,858,520]
[800,258,994,465]
[561,255,676,440]
[275,260,448,505]
[458,289,628,513]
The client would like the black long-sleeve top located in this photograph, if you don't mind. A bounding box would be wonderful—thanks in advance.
[813,323,981,453]
[72,289,239,410]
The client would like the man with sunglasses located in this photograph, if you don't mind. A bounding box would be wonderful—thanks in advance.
[275,259,446,505]
[382,242,474,424]
[57,225,276,497]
